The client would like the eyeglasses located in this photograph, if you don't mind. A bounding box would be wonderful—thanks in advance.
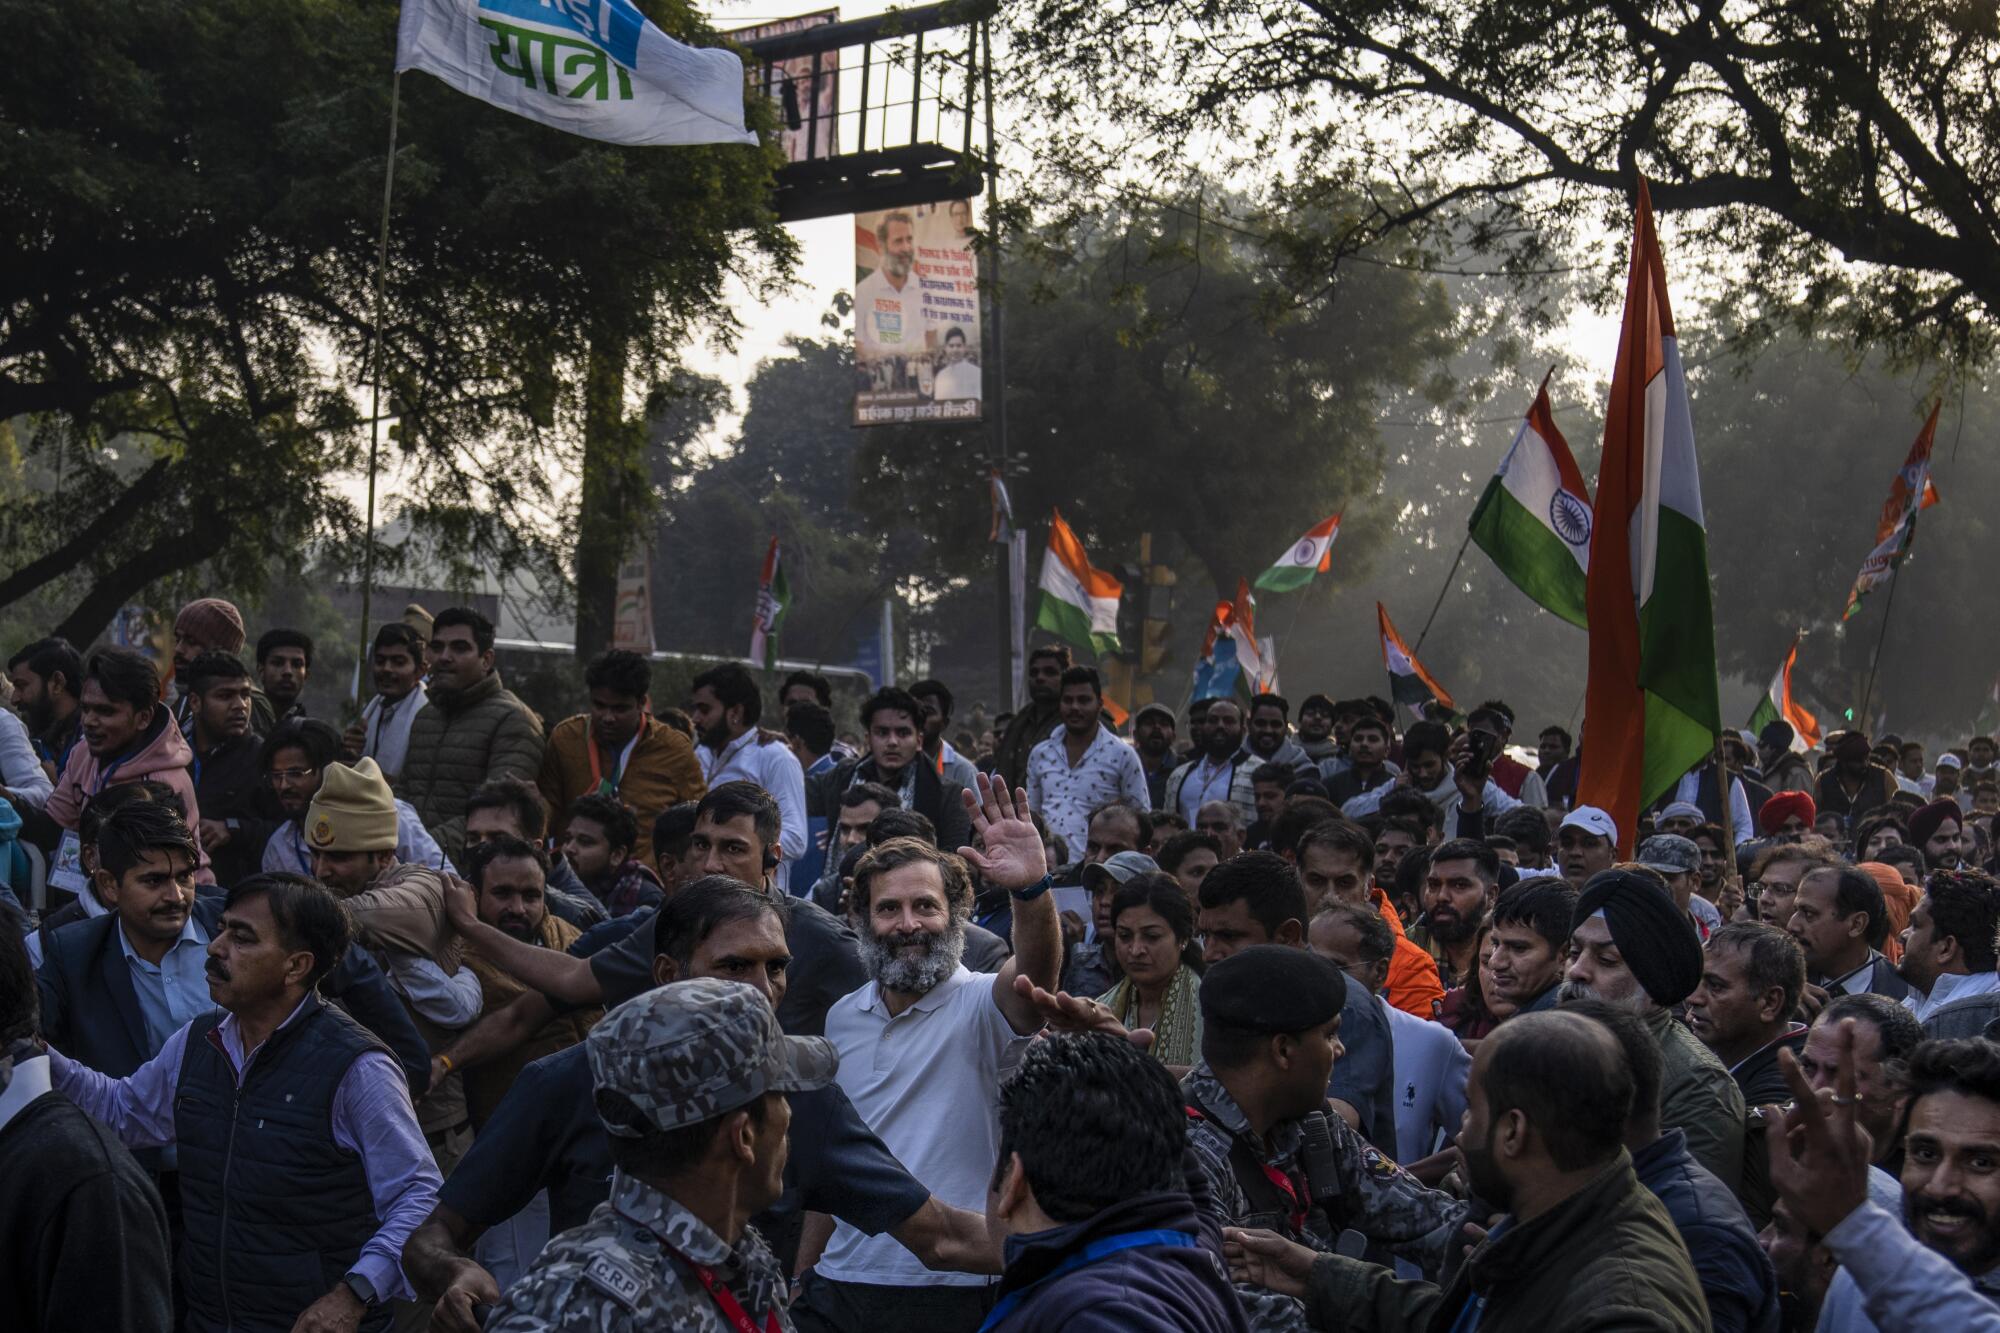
[266,767,317,784]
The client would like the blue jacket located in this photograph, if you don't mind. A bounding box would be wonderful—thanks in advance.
[37,891,431,1102]
[1630,1128,1780,1333]
[985,1190,1249,1333]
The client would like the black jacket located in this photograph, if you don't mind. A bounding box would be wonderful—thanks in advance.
[190,731,281,887]
[1816,952,1912,1004]
[986,1190,1248,1333]
[1729,1026,1807,1111]
[0,1064,173,1333]
[1730,1024,1807,1229]
[1631,1129,1780,1333]
[813,754,971,855]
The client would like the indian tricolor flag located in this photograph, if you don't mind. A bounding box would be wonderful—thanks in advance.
[1468,372,1591,628]
[1748,631,1821,754]
[1255,514,1340,592]
[1378,604,1454,715]
[1035,509,1124,654]
[1577,179,1723,850]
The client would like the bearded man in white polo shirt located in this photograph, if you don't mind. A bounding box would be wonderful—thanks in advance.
[797,774,1061,1333]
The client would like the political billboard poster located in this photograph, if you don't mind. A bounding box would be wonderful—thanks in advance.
[853,198,983,426]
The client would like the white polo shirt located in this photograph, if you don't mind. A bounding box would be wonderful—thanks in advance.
[816,965,1031,1286]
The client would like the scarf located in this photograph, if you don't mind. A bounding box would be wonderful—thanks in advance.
[847,756,924,816]
[1100,964,1204,1068]
[362,686,428,780]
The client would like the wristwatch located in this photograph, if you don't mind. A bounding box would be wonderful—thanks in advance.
[1010,874,1054,902]
[342,1273,379,1308]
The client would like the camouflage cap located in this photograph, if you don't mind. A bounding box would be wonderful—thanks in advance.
[586,977,837,1137]
[1636,833,1701,876]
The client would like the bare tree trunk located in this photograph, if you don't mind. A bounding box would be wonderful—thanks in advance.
[572,329,642,660]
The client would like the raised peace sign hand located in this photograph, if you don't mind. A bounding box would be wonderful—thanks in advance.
[957,773,1049,893]
[1766,1017,1874,1236]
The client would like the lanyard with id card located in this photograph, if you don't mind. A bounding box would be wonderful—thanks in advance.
[50,829,88,896]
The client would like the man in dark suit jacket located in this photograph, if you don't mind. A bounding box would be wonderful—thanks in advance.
[1787,864,1912,1003]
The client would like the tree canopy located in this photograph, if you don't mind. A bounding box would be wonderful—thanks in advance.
[0,0,790,645]
[1008,0,2000,366]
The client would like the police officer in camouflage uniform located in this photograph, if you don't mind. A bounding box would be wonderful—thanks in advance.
[1181,946,1468,1332]
[487,976,838,1332]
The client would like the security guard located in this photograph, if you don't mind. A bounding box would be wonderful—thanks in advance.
[1181,946,1468,1331]
[488,977,837,1332]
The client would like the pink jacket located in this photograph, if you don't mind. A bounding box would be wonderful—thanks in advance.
[46,713,212,881]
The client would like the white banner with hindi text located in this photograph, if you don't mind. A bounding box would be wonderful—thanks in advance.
[397,0,758,147]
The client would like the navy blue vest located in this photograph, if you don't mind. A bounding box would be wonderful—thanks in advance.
[173,994,391,1332]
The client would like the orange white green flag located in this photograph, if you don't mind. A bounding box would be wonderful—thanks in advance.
[1747,631,1820,753]
[1468,372,1592,628]
[1254,514,1340,593]
[1577,179,1723,850]
[1034,509,1123,654]
[1379,604,1454,716]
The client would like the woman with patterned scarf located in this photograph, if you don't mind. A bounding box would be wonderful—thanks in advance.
[1096,874,1205,1069]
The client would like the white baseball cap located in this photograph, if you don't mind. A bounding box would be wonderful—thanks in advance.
[1560,806,1619,843]
[1939,753,1965,771]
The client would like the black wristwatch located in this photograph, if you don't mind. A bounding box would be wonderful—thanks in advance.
[342,1272,379,1308]
[1010,874,1054,902]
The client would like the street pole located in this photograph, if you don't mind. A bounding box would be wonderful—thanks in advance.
[355,72,403,705]
[981,18,1014,709]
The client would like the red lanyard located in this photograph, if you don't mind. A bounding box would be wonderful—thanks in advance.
[1258,1161,1309,1234]
[1185,1105,1310,1233]
[681,1257,779,1333]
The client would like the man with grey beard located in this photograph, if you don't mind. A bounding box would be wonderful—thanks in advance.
[1561,866,1748,1190]
[797,775,1063,1333]
[855,210,921,386]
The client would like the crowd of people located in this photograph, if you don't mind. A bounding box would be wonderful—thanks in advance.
[5,606,2000,1332]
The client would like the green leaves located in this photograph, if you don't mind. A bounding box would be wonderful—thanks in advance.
[0,0,787,642]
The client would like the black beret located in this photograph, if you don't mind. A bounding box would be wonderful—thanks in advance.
[1572,869,1704,1007]
[1199,945,1347,1032]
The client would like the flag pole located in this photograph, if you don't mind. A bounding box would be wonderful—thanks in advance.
[355,71,404,707]
[1713,734,1738,855]
[1417,364,1560,656]
[1857,557,1906,729]
[1412,529,1474,656]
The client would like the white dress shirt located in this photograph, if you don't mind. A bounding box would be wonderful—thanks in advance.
[700,729,808,893]
[1904,969,2000,1024]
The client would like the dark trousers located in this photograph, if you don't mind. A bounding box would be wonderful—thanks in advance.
[792,1272,992,1333]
